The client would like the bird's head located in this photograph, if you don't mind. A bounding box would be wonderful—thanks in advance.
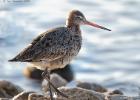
[66,10,111,31]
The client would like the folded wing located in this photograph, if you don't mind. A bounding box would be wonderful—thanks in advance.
[9,27,70,62]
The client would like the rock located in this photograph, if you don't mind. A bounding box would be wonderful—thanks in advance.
[13,87,140,100]
[56,87,140,100]
[42,73,68,93]
[57,87,105,100]
[51,64,74,82]
[23,66,43,80]
[13,91,34,100]
[0,80,23,98]
[28,93,49,100]
[108,89,123,95]
[0,80,139,100]
[105,95,140,100]
[23,64,74,82]
[0,98,10,100]
[14,92,57,100]
[77,82,107,93]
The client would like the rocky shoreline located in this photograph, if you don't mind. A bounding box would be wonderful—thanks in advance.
[0,64,139,100]
[0,78,140,100]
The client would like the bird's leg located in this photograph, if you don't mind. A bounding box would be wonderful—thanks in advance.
[42,69,54,100]
[47,70,54,100]
[42,69,68,98]
[44,75,68,98]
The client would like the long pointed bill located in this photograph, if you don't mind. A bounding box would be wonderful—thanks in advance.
[85,21,111,31]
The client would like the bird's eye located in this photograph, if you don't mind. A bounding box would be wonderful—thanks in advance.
[76,16,83,20]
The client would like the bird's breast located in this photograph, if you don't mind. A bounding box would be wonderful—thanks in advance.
[66,34,82,56]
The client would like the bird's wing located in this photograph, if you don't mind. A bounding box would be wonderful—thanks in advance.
[9,27,70,62]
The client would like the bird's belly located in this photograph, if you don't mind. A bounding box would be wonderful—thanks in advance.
[30,61,49,70]
[48,56,74,70]
[30,54,75,71]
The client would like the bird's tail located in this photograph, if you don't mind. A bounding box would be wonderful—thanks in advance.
[8,58,18,62]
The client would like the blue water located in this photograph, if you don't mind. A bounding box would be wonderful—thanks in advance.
[0,0,140,96]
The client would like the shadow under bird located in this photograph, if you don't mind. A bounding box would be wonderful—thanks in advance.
[9,10,111,100]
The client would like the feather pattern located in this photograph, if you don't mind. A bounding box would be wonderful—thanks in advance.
[9,27,82,70]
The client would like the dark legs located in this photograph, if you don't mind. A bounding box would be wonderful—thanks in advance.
[42,70,53,100]
[42,69,68,100]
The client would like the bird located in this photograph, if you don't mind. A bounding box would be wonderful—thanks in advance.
[9,10,111,100]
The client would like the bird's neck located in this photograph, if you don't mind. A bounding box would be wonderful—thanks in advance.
[66,21,81,34]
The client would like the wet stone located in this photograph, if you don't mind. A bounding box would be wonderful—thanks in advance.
[0,80,23,98]
[28,93,49,100]
[0,98,10,100]
[109,89,123,95]
[77,82,107,93]
[56,87,105,100]
[23,66,43,80]
[42,73,68,93]
[13,91,35,100]
[23,64,74,82]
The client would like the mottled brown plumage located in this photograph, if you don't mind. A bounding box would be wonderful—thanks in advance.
[9,26,82,70]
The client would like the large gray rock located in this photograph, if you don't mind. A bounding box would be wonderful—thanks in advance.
[42,73,68,93]
[56,87,105,100]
